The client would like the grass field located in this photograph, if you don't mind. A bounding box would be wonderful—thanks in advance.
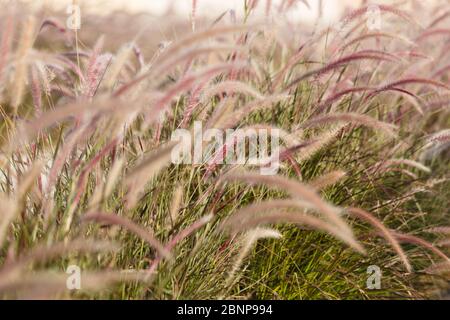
[0,0,449,299]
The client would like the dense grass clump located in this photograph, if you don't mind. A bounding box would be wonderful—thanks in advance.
[0,0,449,299]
